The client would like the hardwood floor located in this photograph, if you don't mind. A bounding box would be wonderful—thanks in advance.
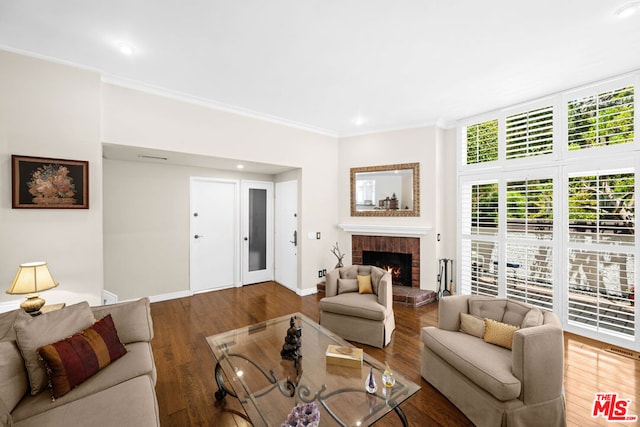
[150,282,639,426]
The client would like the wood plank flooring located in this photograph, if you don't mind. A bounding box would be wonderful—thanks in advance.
[150,282,639,426]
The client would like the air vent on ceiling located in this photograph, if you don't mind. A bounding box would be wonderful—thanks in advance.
[138,154,168,161]
[604,345,640,360]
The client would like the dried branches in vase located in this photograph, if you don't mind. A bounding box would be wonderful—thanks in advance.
[330,242,345,268]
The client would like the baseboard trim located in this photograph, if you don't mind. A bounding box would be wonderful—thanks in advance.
[298,286,318,297]
[149,290,193,303]
[0,300,20,313]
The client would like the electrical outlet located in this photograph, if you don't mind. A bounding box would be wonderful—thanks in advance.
[316,232,321,239]
[318,270,322,278]
[322,269,327,276]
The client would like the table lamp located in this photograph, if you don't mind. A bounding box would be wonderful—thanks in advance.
[6,262,59,315]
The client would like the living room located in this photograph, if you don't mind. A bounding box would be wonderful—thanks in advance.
[1,2,639,426]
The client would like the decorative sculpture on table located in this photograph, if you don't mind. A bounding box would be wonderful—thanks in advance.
[281,316,302,361]
[330,242,345,268]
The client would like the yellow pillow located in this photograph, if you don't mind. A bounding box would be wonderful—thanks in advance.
[483,318,519,349]
[357,275,373,294]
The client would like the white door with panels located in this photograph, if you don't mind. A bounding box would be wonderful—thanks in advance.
[190,178,239,293]
[275,180,298,292]
[242,181,274,285]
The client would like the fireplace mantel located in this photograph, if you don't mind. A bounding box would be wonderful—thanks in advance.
[338,223,432,236]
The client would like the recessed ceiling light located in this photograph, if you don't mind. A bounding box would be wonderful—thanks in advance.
[119,44,135,56]
[615,2,640,18]
[352,115,367,126]
[236,164,244,169]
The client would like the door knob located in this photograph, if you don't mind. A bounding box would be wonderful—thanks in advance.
[194,234,204,239]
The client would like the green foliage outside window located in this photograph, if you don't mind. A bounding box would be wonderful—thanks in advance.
[567,86,634,150]
[466,119,498,164]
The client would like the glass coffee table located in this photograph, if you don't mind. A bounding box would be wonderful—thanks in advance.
[206,313,420,426]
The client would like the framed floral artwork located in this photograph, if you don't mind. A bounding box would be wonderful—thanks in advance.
[12,155,89,209]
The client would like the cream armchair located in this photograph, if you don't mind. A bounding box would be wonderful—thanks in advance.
[319,265,395,348]
[421,295,566,426]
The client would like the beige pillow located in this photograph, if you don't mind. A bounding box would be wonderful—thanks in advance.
[459,313,485,338]
[483,318,519,350]
[13,302,96,395]
[90,297,153,344]
[357,275,373,294]
[521,308,544,328]
[0,340,28,412]
[337,278,358,294]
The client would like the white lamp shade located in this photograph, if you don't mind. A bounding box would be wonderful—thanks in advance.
[6,262,59,295]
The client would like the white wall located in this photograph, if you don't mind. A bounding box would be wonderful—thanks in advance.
[101,84,340,295]
[103,159,275,301]
[337,126,456,291]
[0,50,103,308]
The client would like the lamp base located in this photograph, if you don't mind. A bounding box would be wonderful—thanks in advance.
[20,294,45,316]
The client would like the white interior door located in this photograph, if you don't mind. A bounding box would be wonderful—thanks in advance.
[242,181,274,284]
[190,178,239,292]
[275,180,298,292]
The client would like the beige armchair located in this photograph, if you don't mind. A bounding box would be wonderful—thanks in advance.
[421,295,566,426]
[319,265,395,348]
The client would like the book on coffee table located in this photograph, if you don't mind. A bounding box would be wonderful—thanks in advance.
[325,344,363,368]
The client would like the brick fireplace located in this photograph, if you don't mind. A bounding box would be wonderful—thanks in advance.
[351,235,420,287]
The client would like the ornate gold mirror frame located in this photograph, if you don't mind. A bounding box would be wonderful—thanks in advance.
[350,162,420,217]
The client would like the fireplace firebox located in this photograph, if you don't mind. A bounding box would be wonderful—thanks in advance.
[363,251,412,287]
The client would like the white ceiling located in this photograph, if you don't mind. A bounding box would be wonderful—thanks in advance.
[1,0,639,137]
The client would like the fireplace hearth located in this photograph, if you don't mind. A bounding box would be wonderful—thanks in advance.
[363,251,412,286]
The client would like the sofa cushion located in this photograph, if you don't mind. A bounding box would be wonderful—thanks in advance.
[38,315,127,399]
[337,278,358,294]
[522,308,544,328]
[0,398,12,427]
[484,319,519,349]
[503,300,533,327]
[468,297,507,322]
[320,293,386,321]
[13,302,96,396]
[0,340,28,412]
[0,309,29,342]
[421,327,521,401]
[357,275,373,294]
[339,266,358,280]
[12,375,159,427]
[10,341,154,422]
[90,298,153,344]
[370,267,384,295]
[459,313,485,338]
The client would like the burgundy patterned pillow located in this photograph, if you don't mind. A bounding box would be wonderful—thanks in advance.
[37,314,127,399]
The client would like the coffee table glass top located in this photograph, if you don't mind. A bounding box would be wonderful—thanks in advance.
[206,313,420,426]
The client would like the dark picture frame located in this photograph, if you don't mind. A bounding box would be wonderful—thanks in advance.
[12,155,89,209]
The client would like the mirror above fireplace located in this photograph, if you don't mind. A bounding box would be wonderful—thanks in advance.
[350,162,420,217]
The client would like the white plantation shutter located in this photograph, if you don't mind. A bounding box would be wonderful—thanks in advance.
[506,106,554,159]
[461,180,499,296]
[567,86,634,150]
[465,119,498,165]
[567,170,635,338]
[505,178,554,309]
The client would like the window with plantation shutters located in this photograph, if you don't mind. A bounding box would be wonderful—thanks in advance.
[466,119,498,165]
[458,74,638,350]
[460,181,499,296]
[567,170,635,338]
[567,86,634,150]
[506,106,553,159]
[505,178,554,310]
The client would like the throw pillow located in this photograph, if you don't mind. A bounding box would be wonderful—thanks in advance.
[459,313,485,338]
[90,297,153,344]
[337,278,358,294]
[0,340,28,412]
[13,301,96,395]
[357,275,373,294]
[521,308,544,328]
[38,314,127,400]
[483,318,520,350]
